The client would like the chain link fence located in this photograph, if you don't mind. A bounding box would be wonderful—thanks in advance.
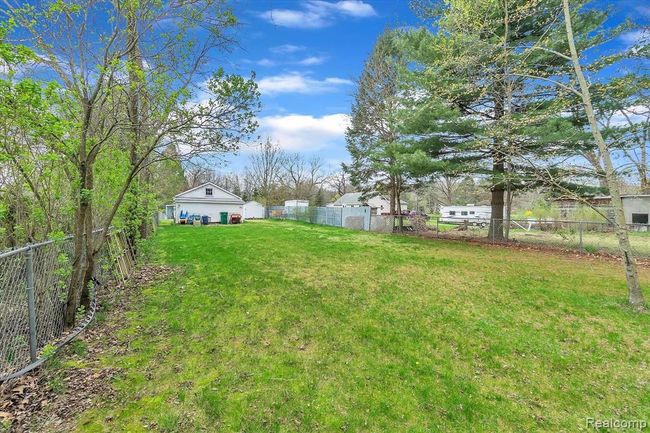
[0,230,134,381]
[430,217,650,257]
[267,208,650,257]
[269,206,374,231]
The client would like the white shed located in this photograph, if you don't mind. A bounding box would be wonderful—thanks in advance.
[243,201,266,219]
[173,182,244,223]
[622,195,650,225]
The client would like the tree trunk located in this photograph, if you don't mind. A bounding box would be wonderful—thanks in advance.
[583,151,608,190]
[396,175,404,230]
[65,144,97,326]
[505,182,512,241]
[563,0,644,309]
[126,9,150,248]
[65,180,91,326]
[4,200,17,248]
[639,160,649,194]
[490,154,505,241]
[389,176,396,230]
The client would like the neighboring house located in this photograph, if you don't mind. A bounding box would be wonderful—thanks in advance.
[553,194,650,225]
[439,204,491,223]
[285,200,310,207]
[328,192,408,216]
[243,201,265,220]
[173,182,244,223]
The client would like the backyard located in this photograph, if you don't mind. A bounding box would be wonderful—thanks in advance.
[35,221,650,432]
[428,219,650,256]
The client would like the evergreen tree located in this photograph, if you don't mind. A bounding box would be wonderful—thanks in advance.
[399,0,587,239]
[345,30,410,228]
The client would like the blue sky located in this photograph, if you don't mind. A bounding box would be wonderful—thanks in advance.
[214,0,648,174]
[215,0,417,172]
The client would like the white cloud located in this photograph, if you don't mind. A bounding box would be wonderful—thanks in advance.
[258,113,350,150]
[608,105,649,127]
[256,58,277,67]
[259,0,377,29]
[620,29,649,47]
[257,72,353,95]
[297,56,327,66]
[322,0,377,17]
[270,44,306,54]
[260,9,328,29]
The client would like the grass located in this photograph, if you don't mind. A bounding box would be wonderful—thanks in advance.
[69,220,650,432]
[430,222,650,256]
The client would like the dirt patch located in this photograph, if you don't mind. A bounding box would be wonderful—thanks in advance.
[0,265,176,433]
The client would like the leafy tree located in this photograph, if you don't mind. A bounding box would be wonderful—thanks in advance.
[345,30,410,228]
[2,0,260,325]
[558,0,644,308]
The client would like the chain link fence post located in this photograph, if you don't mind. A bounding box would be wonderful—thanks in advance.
[25,246,38,362]
[578,221,584,251]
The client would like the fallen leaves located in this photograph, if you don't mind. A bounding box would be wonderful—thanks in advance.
[0,265,175,432]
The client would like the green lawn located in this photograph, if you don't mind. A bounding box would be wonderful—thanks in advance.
[430,222,650,256]
[70,220,650,432]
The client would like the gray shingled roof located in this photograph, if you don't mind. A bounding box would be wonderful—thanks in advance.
[332,192,406,206]
[332,192,365,206]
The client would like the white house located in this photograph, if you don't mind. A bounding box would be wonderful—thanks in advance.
[173,182,244,223]
[439,204,491,223]
[554,194,650,225]
[285,199,309,207]
[328,192,408,215]
[243,201,265,219]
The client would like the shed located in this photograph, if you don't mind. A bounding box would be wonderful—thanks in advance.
[622,195,650,225]
[173,182,244,224]
[243,201,266,220]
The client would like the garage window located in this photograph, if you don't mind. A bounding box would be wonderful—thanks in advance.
[632,213,649,224]
[205,188,213,196]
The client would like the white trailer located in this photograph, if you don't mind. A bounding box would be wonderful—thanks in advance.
[439,204,491,225]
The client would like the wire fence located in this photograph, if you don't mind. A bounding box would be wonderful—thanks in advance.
[269,206,374,231]
[0,230,134,381]
[267,207,650,257]
[430,217,650,257]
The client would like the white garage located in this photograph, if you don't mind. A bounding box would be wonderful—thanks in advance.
[173,182,244,223]
[243,201,266,220]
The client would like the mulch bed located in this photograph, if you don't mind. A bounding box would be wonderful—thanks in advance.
[0,265,175,433]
